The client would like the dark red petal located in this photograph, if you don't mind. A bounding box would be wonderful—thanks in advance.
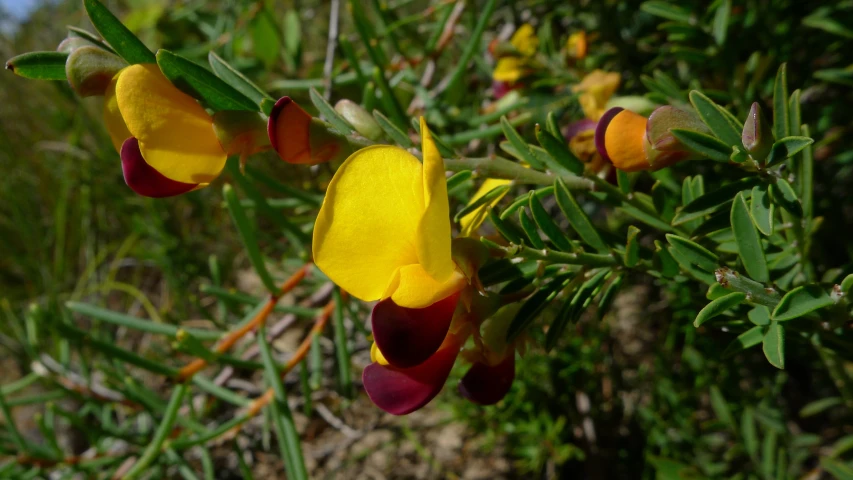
[458,353,515,406]
[594,107,624,165]
[266,96,293,152]
[363,342,460,415]
[120,137,197,198]
[371,291,460,369]
[564,118,597,142]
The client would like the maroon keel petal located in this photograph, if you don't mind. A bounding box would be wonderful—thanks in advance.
[363,341,461,415]
[458,353,516,406]
[593,107,624,165]
[371,291,460,369]
[120,137,198,198]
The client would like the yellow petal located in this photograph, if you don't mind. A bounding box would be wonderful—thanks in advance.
[115,64,226,184]
[492,57,524,83]
[573,70,621,121]
[605,109,650,172]
[416,118,455,283]
[313,145,424,302]
[566,31,587,60]
[370,342,390,366]
[103,72,132,153]
[459,178,512,237]
[510,24,538,57]
[385,264,467,309]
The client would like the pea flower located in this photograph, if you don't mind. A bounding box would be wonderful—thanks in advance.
[267,96,351,165]
[492,24,540,97]
[564,70,621,174]
[313,119,514,414]
[104,64,227,197]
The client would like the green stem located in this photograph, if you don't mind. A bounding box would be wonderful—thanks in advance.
[487,242,618,268]
[124,383,189,480]
[445,157,594,190]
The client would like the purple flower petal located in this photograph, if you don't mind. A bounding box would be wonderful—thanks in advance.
[120,137,197,198]
[363,340,461,415]
[594,107,624,165]
[458,352,515,406]
[371,291,460,369]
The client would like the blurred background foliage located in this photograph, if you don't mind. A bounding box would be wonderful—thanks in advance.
[2,0,853,478]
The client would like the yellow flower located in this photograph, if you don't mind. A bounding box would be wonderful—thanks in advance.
[313,118,466,309]
[104,64,226,197]
[566,31,588,60]
[459,178,512,237]
[492,24,539,83]
[510,23,538,57]
[572,69,621,121]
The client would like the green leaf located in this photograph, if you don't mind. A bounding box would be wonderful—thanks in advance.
[624,226,641,268]
[454,184,511,222]
[83,0,155,64]
[519,209,545,249]
[501,116,545,169]
[749,185,774,236]
[250,8,283,69]
[673,178,759,226]
[546,270,609,350]
[770,178,803,217]
[762,321,785,369]
[722,326,764,358]
[66,302,222,340]
[772,284,834,321]
[742,408,759,459]
[372,110,412,148]
[666,234,718,272]
[709,385,736,430]
[841,273,853,295]
[654,240,680,278]
[208,52,271,106]
[441,0,497,96]
[535,125,584,175]
[487,209,524,245]
[67,25,116,54]
[446,170,472,191]
[773,64,789,140]
[748,305,771,326]
[372,67,408,128]
[766,136,814,166]
[803,13,853,39]
[731,192,769,282]
[800,397,842,417]
[123,384,189,480]
[688,90,742,147]
[529,193,576,252]
[694,292,746,327]
[597,274,623,320]
[640,1,693,23]
[712,0,731,45]
[762,431,778,478]
[670,128,731,162]
[5,52,68,80]
[309,88,355,135]
[820,457,853,480]
[555,178,607,252]
[506,274,572,341]
[545,112,562,139]
[156,50,258,112]
[223,184,278,295]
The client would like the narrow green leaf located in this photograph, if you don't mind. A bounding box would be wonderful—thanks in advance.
[800,397,842,417]
[772,284,834,321]
[709,385,736,430]
[529,192,576,252]
[372,67,407,128]
[83,0,155,64]
[309,88,355,135]
[535,125,584,175]
[545,112,562,139]
[749,185,774,236]
[545,270,609,350]
[441,0,497,95]
[712,0,731,45]
[66,302,222,340]
[841,273,853,295]
[156,50,258,112]
[666,234,718,272]
[820,457,853,479]
[519,209,545,249]
[625,226,641,268]
[773,63,789,141]
[742,408,759,459]
[688,90,742,147]
[506,274,572,341]
[372,110,412,148]
[766,136,814,166]
[654,240,680,278]
[789,89,802,137]
[770,178,803,217]
[762,321,785,369]
[123,384,189,480]
[673,178,759,225]
[67,25,116,54]
[597,274,624,320]
[799,124,814,219]
[640,1,692,23]
[762,431,778,478]
[223,184,278,295]
[694,292,746,327]
[670,128,731,162]
[446,170,472,191]
[731,192,769,282]
[487,209,524,245]
[620,204,674,232]
[5,52,68,80]
[722,326,764,358]
[501,116,545,169]
[830,435,853,458]
[454,184,510,223]
[555,178,607,251]
[208,52,271,105]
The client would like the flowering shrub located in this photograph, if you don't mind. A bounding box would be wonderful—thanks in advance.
[3,0,853,477]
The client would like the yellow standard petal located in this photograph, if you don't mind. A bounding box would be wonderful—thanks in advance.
[510,24,539,57]
[492,57,525,83]
[103,71,132,153]
[459,178,512,237]
[115,64,226,184]
[573,70,621,121]
[416,118,456,283]
[313,145,424,302]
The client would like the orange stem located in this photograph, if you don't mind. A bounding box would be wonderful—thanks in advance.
[176,263,312,382]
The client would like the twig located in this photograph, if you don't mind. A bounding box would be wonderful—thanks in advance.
[176,263,312,382]
[323,0,341,100]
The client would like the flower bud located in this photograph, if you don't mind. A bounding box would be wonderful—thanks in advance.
[57,37,95,53]
[267,96,352,165]
[65,46,127,97]
[595,107,650,172]
[742,102,773,161]
[212,111,270,156]
[334,99,382,140]
[644,106,708,169]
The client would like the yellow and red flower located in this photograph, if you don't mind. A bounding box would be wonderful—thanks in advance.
[104,64,227,197]
[267,97,351,165]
